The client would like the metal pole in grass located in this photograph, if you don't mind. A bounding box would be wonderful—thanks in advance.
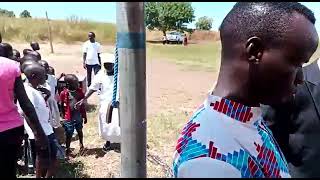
[116,2,147,178]
[45,11,54,53]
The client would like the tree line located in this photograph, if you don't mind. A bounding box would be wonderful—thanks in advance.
[145,2,214,35]
[0,8,31,18]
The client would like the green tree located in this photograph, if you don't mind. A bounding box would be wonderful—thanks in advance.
[195,16,213,30]
[145,2,195,35]
[20,10,32,18]
[0,8,15,17]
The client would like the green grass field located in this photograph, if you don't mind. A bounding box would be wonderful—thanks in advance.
[147,41,320,71]
[147,42,221,72]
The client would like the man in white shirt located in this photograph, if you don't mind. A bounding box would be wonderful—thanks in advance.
[76,53,120,152]
[82,32,102,87]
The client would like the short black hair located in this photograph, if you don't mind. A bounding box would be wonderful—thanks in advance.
[0,43,13,58]
[65,74,79,82]
[24,63,45,80]
[88,32,95,37]
[23,49,32,56]
[48,66,55,75]
[219,2,316,47]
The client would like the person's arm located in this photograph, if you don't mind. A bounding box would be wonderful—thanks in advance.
[78,90,87,124]
[59,90,66,118]
[97,43,102,65]
[57,73,65,81]
[98,53,101,65]
[83,43,87,69]
[55,73,64,94]
[83,53,87,69]
[75,73,100,108]
[14,77,49,149]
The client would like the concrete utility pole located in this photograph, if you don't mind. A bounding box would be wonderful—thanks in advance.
[116,2,147,178]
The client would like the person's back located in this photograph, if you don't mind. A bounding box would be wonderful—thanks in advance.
[0,57,23,132]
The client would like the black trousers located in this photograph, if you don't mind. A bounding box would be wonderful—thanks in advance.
[86,64,101,87]
[0,126,24,178]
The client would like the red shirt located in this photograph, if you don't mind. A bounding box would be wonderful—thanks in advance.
[59,87,87,121]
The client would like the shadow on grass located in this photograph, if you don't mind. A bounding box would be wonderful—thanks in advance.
[56,160,89,178]
[80,143,121,158]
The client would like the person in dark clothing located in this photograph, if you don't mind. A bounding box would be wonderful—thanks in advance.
[263,58,320,178]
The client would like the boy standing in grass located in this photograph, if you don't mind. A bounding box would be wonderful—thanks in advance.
[18,63,58,178]
[60,74,87,157]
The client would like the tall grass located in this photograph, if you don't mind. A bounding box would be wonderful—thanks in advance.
[0,16,116,44]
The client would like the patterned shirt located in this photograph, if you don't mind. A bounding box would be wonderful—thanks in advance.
[172,95,290,178]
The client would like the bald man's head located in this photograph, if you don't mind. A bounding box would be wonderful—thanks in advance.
[21,59,38,73]
[23,49,32,56]
[24,63,46,85]
[30,42,40,51]
[38,60,50,74]
[12,49,21,62]
[0,43,13,59]
[28,51,41,60]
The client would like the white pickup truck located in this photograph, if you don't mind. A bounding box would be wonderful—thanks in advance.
[166,31,184,44]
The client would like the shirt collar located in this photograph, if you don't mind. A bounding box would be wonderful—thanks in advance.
[205,94,262,125]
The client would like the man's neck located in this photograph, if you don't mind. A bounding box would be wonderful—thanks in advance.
[212,64,260,107]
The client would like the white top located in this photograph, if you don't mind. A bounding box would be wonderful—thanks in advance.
[18,83,53,139]
[47,74,57,97]
[89,70,115,106]
[317,58,320,70]
[82,40,102,65]
[172,94,291,178]
[100,52,115,64]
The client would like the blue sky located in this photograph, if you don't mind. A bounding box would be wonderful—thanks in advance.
[0,2,319,32]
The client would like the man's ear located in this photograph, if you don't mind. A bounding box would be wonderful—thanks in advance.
[245,36,264,64]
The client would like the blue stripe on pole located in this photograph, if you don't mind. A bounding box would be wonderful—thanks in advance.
[117,32,145,49]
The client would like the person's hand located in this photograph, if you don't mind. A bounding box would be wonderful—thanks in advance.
[37,87,51,99]
[83,63,87,70]
[34,135,50,168]
[83,117,87,124]
[75,99,84,110]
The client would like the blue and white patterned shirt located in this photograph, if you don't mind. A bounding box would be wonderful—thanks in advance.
[172,94,290,178]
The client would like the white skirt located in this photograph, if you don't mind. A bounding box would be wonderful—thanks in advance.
[98,104,120,143]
